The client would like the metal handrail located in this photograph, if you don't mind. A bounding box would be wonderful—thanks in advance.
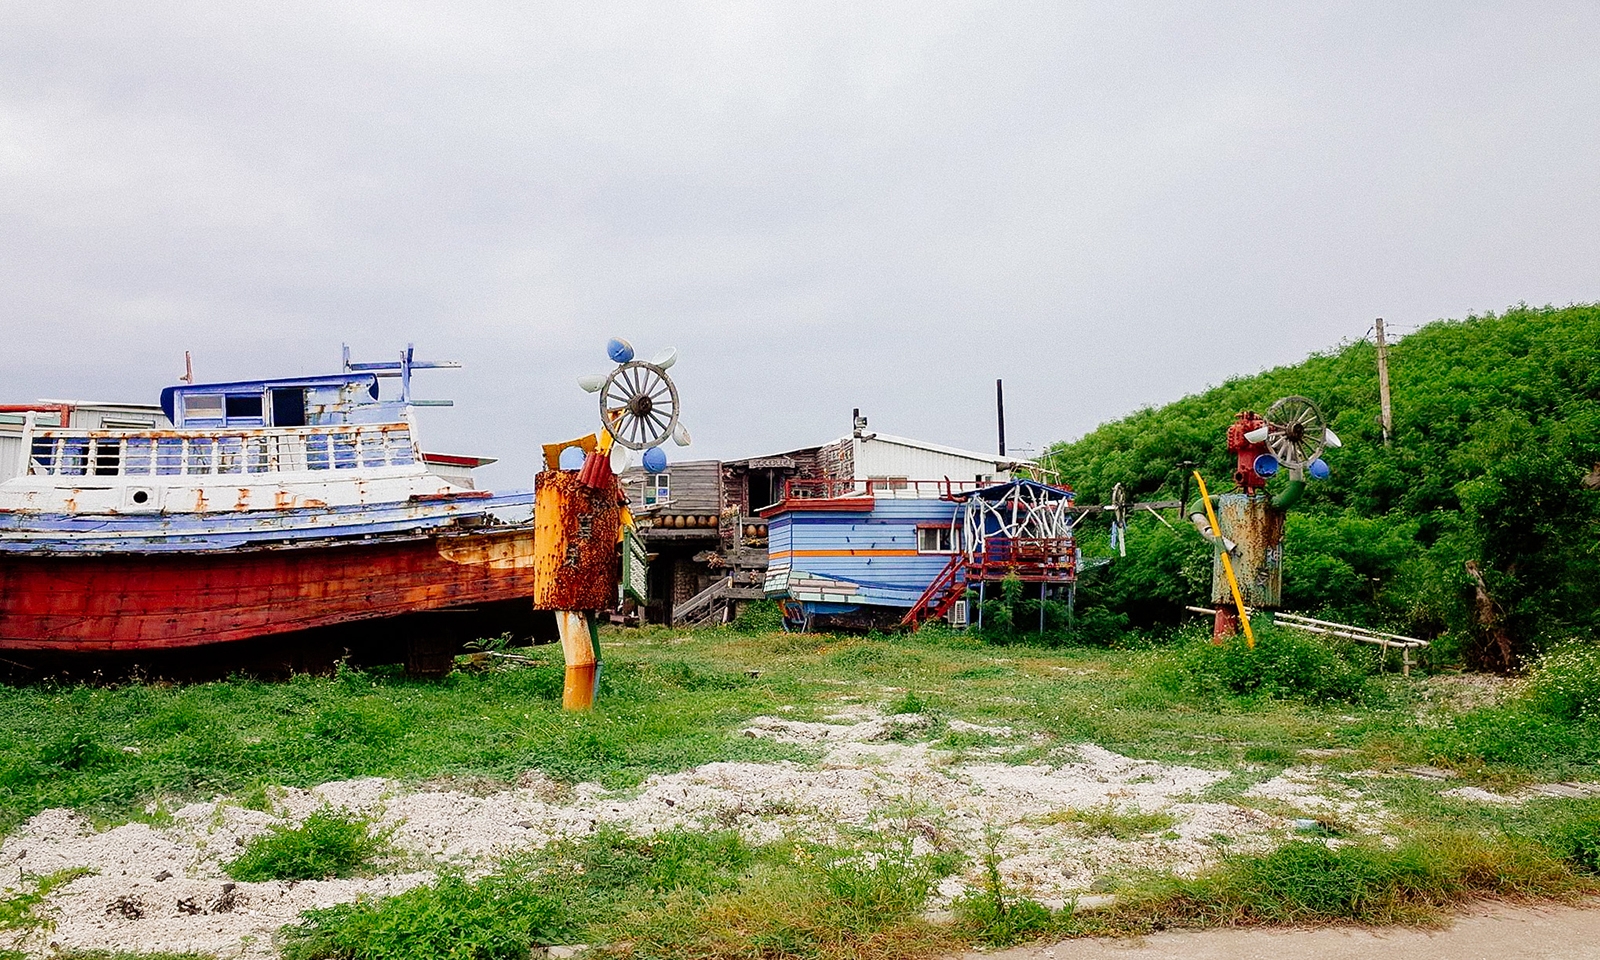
[26,422,419,478]
[781,477,986,501]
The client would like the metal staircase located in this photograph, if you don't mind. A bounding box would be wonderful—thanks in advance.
[898,553,968,630]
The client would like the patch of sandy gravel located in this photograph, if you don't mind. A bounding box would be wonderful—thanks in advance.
[2,714,1351,958]
[1242,767,1388,831]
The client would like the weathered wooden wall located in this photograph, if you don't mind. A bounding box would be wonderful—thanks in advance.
[620,459,722,515]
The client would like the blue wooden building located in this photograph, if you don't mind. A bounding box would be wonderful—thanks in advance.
[762,491,966,630]
[763,477,1079,631]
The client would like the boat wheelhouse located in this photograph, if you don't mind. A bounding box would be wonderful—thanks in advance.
[0,348,530,552]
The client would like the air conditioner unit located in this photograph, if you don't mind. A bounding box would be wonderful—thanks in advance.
[948,599,969,627]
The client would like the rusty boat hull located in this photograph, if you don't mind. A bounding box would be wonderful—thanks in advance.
[0,525,556,677]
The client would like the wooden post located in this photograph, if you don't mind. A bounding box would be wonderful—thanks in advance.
[1375,318,1393,447]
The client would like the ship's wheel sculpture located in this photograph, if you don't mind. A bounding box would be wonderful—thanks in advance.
[1195,394,1343,645]
[578,338,691,472]
[1242,395,1341,480]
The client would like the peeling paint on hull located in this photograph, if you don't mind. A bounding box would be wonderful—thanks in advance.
[0,526,542,653]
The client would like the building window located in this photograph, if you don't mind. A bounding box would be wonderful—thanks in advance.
[917,525,958,553]
[868,475,909,492]
[644,473,670,505]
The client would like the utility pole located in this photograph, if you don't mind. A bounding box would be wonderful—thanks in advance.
[1375,318,1393,447]
[996,379,1006,457]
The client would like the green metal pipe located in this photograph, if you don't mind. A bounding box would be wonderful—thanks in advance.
[1272,479,1306,510]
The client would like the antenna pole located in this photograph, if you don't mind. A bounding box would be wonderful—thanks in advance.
[182,351,193,385]
[1375,318,1393,447]
[996,379,1006,457]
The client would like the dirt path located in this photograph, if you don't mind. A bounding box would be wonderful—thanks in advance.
[957,900,1600,960]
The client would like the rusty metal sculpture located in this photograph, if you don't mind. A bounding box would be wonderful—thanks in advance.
[1190,396,1339,642]
[535,339,688,710]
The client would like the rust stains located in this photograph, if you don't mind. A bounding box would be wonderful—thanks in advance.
[532,469,623,611]
[437,534,538,570]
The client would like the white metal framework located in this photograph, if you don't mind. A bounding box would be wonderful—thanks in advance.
[960,481,1077,562]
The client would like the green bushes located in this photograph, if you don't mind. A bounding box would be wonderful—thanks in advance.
[1163,626,1374,704]
[1102,832,1588,930]
[278,867,569,960]
[1045,304,1600,665]
[730,600,785,633]
[226,810,387,882]
[1522,644,1600,721]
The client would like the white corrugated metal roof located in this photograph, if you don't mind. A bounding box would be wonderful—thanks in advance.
[727,432,1034,470]
[859,432,1036,469]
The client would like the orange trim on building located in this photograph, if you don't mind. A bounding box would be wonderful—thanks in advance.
[769,548,922,560]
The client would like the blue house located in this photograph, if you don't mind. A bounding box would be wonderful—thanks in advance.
[763,477,1079,632]
[762,494,965,631]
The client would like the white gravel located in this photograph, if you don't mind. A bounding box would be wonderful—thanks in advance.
[3,714,1321,959]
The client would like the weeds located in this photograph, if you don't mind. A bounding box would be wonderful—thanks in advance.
[886,688,928,715]
[1092,832,1593,932]
[278,865,569,960]
[226,809,387,882]
[1541,804,1600,875]
[953,829,1055,947]
[1,869,93,959]
[1037,805,1177,840]
[1521,644,1600,721]
[277,828,956,960]
[621,833,959,960]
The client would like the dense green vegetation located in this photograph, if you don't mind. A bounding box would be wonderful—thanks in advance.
[1046,304,1600,669]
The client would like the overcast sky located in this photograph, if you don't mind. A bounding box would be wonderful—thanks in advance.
[3,2,1597,485]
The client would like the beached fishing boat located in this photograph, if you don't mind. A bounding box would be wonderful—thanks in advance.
[0,347,546,675]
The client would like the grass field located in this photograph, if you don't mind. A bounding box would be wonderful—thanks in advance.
[2,619,1598,959]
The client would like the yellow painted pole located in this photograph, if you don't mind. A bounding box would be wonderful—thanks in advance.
[1193,471,1255,649]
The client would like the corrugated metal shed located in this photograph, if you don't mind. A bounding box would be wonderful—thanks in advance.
[853,432,1030,484]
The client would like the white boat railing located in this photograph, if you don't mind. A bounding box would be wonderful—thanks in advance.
[24,421,419,478]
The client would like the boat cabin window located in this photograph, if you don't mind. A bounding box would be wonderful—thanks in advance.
[225,394,264,421]
[270,388,307,427]
[183,394,224,421]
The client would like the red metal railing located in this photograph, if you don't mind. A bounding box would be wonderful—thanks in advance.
[969,536,1076,582]
[781,477,986,501]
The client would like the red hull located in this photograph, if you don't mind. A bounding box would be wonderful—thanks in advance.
[0,527,543,652]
